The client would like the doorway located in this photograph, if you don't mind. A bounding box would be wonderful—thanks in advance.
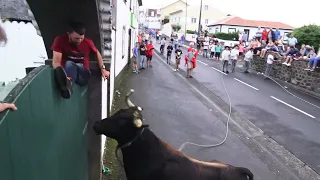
[127,29,132,66]
[244,29,250,41]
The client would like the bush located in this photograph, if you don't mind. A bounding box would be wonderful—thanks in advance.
[214,32,239,41]
[186,30,196,34]
[172,24,181,32]
[293,24,320,51]
[162,16,169,24]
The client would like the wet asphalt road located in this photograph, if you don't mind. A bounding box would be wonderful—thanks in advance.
[124,54,279,180]
[151,40,320,176]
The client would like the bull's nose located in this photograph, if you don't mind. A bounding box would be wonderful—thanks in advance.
[92,121,102,135]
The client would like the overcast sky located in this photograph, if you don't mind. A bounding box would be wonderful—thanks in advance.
[142,0,319,28]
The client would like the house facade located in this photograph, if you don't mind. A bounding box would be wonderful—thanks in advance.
[160,0,187,19]
[168,4,228,34]
[207,16,294,41]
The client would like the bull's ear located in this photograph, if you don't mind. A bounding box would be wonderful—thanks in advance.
[133,118,143,128]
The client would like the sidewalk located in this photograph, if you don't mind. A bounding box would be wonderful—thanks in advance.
[114,54,283,180]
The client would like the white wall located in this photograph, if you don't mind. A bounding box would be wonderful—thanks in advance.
[0,21,47,84]
[208,25,293,41]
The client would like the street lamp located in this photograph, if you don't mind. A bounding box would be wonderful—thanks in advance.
[198,0,203,35]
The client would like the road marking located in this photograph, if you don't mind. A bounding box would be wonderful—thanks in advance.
[270,96,316,119]
[153,52,252,137]
[211,67,227,75]
[233,78,259,91]
[197,60,208,65]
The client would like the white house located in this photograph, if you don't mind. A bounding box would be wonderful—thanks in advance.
[207,16,294,42]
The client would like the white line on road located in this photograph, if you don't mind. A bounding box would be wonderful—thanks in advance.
[270,96,316,119]
[197,60,208,65]
[233,78,259,91]
[211,67,227,75]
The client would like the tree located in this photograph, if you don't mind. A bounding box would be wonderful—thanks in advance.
[293,25,320,51]
[162,16,169,24]
[172,24,181,32]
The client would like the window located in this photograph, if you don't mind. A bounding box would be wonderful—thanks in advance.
[178,17,180,22]
[124,0,127,3]
[215,28,219,33]
[204,5,208,10]
[228,28,236,33]
[122,26,126,59]
[191,18,197,23]
[205,19,208,24]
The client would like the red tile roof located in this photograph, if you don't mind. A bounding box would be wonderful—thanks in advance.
[210,16,294,30]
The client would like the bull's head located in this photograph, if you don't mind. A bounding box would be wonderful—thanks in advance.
[93,89,146,143]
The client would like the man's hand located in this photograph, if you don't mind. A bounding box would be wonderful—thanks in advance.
[0,103,17,112]
[101,69,110,80]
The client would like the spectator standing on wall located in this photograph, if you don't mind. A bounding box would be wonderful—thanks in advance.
[262,27,268,44]
[52,22,110,99]
[274,28,281,40]
[288,34,298,47]
[266,28,275,44]
[255,27,262,41]
[132,42,140,73]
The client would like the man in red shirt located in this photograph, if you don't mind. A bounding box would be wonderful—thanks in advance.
[262,27,268,44]
[52,22,110,99]
[146,40,154,67]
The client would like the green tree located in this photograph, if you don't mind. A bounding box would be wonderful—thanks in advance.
[172,24,181,32]
[162,16,169,24]
[293,25,320,51]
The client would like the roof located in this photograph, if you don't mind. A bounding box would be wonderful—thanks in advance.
[138,0,142,6]
[169,10,183,15]
[208,16,294,30]
[161,0,188,9]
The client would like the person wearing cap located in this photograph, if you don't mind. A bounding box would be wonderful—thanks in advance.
[243,48,254,73]
[221,46,231,73]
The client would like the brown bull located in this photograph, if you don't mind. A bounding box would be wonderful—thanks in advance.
[93,89,253,180]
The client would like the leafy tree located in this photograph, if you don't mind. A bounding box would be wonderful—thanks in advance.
[162,16,169,24]
[209,32,239,41]
[172,24,181,32]
[293,25,320,51]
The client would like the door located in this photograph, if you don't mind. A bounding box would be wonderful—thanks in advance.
[244,29,250,41]
[127,28,132,66]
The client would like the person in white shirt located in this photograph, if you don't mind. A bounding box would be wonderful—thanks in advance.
[221,46,231,73]
[203,41,209,58]
[265,50,280,79]
[243,48,254,73]
[230,45,239,73]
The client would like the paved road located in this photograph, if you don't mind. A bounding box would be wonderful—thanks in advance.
[151,39,320,176]
[124,54,282,180]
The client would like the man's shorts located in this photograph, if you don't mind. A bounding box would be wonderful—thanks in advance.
[187,62,193,69]
[176,57,181,64]
[147,55,152,61]
[132,56,137,64]
[215,52,221,57]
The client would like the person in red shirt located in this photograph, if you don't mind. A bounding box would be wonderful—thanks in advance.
[262,27,268,44]
[51,22,110,99]
[146,40,154,67]
[138,34,142,44]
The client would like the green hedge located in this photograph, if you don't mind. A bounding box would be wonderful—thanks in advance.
[186,30,196,34]
[186,30,238,41]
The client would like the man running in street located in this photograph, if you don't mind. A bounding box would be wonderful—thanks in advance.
[52,22,110,99]
[174,45,183,71]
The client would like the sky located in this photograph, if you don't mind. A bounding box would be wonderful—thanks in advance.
[142,0,319,28]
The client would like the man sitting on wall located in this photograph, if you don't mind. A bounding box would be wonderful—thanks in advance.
[51,22,110,99]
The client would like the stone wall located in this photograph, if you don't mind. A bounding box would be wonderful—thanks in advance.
[251,54,320,95]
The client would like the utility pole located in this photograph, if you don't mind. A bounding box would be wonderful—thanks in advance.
[197,0,203,35]
[184,0,187,37]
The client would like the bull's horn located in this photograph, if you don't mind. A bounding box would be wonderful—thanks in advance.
[134,118,143,128]
[126,89,135,107]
